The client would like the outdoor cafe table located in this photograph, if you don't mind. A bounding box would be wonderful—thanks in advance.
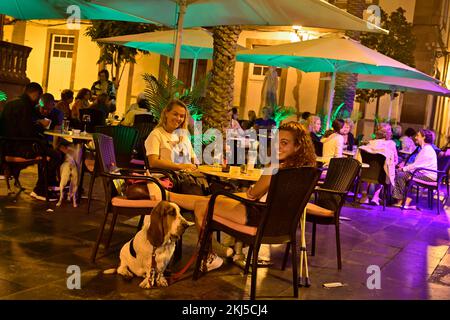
[198,165,262,182]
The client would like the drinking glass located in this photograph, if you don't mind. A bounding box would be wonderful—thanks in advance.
[82,114,91,133]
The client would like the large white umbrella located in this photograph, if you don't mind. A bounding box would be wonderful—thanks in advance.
[357,75,450,122]
[237,35,437,128]
[97,28,215,89]
[92,0,388,77]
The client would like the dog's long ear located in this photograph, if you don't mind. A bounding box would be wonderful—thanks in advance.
[148,201,168,247]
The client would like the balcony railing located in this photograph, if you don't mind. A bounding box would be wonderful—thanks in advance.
[0,40,32,82]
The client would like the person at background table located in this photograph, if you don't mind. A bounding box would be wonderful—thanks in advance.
[55,89,74,120]
[307,115,322,156]
[392,129,437,209]
[1,83,61,201]
[71,88,91,121]
[122,92,152,126]
[34,93,63,132]
[229,107,244,135]
[159,122,316,272]
[320,119,346,163]
[400,127,416,153]
[89,93,111,122]
[298,111,311,126]
[245,110,257,130]
[145,99,197,171]
[342,118,355,151]
[439,134,450,157]
[357,123,398,205]
[254,106,276,131]
[91,69,116,112]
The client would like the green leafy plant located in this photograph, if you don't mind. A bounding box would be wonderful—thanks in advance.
[0,91,7,102]
[317,103,345,134]
[270,105,297,127]
[143,63,209,122]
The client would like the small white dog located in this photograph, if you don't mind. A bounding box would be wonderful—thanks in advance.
[104,201,193,288]
[56,143,79,208]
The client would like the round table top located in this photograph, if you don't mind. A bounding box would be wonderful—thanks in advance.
[198,165,262,182]
[44,130,93,141]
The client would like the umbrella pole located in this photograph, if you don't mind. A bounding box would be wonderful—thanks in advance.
[190,55,198,91]
[173,0,187,79]
[388,91,395,122]
[326,71,337,130]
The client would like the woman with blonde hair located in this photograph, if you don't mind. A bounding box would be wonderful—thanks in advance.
[165,121,316,272]
[145,99,197,171]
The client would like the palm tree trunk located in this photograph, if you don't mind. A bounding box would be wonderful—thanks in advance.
[203,26,241,131]
[333,0,366,117]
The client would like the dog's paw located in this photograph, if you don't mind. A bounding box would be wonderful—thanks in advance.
[56,201,62,207]
[139,278,153,289]
[156,275,168,287]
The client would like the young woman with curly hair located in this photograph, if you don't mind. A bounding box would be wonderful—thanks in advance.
[159,121,316,272]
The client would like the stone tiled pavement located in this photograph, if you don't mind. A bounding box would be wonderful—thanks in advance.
[0,166,449,300]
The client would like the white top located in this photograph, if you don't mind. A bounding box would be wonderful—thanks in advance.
[403,144,437,180]
[321,133,344,162]
[358,139,398,184]
[145,126,194,164]
[400,136,416,153]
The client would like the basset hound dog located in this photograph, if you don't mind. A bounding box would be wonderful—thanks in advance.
[104,201,193,288]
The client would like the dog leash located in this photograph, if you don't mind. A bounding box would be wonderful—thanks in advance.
[169,209,210,284]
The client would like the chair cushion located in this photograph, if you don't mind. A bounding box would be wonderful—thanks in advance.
[130,159,145,166]
[111,196,159,208]
[213,215,257,236]
[305,203,334,218]
[412,178,437,187]
[84,159,95,172]
[5,156,42,163]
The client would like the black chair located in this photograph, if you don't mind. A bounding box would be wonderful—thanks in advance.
[134,113,155,126]
[132,121,157,163]
[0,136,49,204]
[79,108,106,133]
[354,149,390,210]
[402,154,450,214]
[306,158,361,269]
[193,167,321,300]
[90,133,167,262]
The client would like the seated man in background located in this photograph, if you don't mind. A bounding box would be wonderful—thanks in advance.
[1,83,61,200]
[121,92,152,126]
[254,106,276,131]
[34,93,64,132]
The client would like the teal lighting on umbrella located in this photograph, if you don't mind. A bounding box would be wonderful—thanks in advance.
[97,28,215,89]
[237,35,438,128]
[0,0,154,23]
[357,75,450,122]
[92,0,388,78]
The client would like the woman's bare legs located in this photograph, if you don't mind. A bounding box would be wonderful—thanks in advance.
[168,191,208,211]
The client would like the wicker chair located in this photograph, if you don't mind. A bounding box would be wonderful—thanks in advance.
[0,136,49,204]
[306,158,361,269]
[84,126,139,214]
[193,167,321,300]
[354,149,390,210]
[90,133,166,262]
